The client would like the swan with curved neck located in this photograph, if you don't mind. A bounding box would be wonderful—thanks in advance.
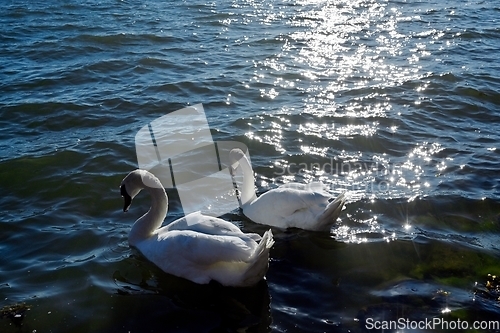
[229,148,347,232]
[120,169,274,287]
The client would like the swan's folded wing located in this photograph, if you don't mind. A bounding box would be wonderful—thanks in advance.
[279,181,328,194]
[155,230,257,266]
[255,187,330,216]
[165,212,243,235]
[165,214,262,241]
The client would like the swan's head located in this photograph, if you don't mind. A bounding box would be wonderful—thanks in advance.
[120,169,163,212]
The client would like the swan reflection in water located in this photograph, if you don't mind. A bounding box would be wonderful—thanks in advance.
[112,252,273,332]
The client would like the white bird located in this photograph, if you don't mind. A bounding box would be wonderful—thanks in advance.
[120,169,274,287]
[229,148,347,232]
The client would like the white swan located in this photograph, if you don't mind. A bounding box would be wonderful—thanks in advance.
[120,169,274,287]
[229,148,347,232]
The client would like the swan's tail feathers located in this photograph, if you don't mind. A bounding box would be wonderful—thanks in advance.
[315,191,347,232]
[241,229,274,286]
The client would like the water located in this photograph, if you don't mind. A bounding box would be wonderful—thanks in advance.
[1,0,500,332]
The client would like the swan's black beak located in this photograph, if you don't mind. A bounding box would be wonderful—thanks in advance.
[120,184,132,212]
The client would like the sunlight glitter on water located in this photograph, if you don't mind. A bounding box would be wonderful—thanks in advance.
[284,0,424,95]
[332,215,383,244]
[238,0,444,201]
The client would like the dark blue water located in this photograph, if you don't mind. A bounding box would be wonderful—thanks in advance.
[1,0,500,332]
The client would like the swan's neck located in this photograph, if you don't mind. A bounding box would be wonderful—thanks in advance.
[237,154,258,206]
[129,186,168,246]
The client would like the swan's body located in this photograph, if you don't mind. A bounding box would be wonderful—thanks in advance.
[120,169,274,287]
[229,149,347,232]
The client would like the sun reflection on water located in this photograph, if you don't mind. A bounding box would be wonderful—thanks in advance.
[287,0,422,94]
[234,0,455,209]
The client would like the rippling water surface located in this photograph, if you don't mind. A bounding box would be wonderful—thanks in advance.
[1,0,500,332]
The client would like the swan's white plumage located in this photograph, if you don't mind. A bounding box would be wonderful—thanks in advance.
[164,211,262,242]
[229,148,347,232]
[120,169,273,287]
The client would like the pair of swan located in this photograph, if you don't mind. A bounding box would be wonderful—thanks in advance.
[120,149,346,287]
